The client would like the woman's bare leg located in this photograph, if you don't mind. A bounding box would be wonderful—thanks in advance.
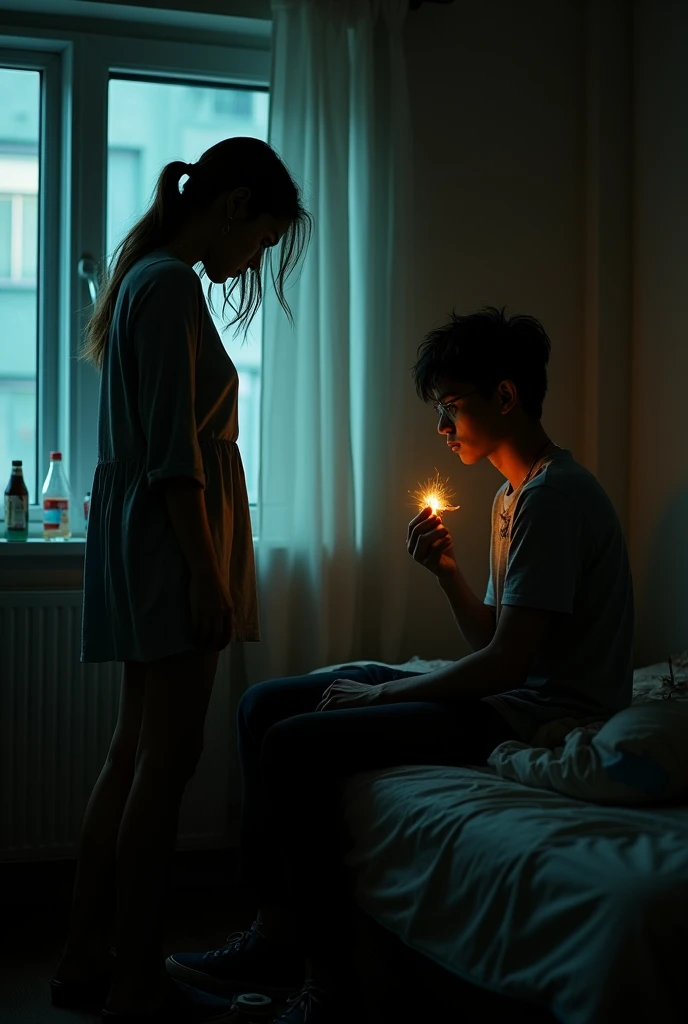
[106,649,218,1013]
[55,662,146,982]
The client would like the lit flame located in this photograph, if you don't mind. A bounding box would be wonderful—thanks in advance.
[410,470,460,518]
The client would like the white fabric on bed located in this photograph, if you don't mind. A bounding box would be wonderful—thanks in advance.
[310,655,455,675]
[488,700,688,805]
[342,764,688,1024]
[631,654,688,703]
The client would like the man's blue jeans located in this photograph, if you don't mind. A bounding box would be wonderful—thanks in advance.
[236,664,517,958]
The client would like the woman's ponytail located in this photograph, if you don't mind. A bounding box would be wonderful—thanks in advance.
[81,160,191,369]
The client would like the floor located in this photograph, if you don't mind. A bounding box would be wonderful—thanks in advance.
[0,852,254,1024]
[0,854,555,1024]
[0,896,245,1024]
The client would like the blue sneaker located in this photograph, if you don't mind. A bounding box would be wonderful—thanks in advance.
[165,922,303,999]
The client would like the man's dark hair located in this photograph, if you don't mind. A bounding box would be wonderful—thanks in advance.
[412,306,551,418]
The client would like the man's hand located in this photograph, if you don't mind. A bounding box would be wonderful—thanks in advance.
[407,507,457,581]
[316,678,387,712]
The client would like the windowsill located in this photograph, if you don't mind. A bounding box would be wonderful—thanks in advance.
[0,533,264,591]
[0,536,86,555]
[0,536,86,589]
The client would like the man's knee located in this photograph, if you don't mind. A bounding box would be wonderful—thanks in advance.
[238,678,297,742]
[238,681,270,736]
[259,714,320,777]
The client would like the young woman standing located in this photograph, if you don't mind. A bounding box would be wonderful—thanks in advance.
[51,137,310,1023]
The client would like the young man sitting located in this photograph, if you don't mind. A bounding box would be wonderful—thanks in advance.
[165,306,634,1024]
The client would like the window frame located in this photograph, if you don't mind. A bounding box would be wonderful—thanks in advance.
[0,46,64,513]
[0,22,270,532]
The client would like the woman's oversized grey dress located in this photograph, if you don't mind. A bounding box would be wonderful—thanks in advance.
[81,249,260,662]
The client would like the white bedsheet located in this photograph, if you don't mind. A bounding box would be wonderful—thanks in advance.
[342,764,688,1024]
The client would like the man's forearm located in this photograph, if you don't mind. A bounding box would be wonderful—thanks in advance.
[380,644,518,703]
[439,569,496,651]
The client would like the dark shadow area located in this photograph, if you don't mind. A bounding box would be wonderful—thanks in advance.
[353,907,557,1024]
[0,852,558,1023]
[637,486,688,664]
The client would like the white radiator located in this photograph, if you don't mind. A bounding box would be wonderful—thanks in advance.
[0,591,243,862]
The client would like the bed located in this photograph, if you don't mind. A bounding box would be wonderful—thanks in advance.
[336,657,688,1023]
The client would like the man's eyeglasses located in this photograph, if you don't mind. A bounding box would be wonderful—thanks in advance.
[432,389,479,422]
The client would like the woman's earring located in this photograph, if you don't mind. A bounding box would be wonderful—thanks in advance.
[221,217,233,236]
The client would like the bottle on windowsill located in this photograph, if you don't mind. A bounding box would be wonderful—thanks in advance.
[42,451,72,541]
[4,460,29,541]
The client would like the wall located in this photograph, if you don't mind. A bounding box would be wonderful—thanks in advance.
[398,0,586,660]
[630,1,688,665]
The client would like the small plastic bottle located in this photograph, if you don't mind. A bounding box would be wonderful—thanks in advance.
[4,460,29,541]
[42,451,72,541]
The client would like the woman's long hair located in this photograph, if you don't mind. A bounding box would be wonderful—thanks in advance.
[82,137,311,369]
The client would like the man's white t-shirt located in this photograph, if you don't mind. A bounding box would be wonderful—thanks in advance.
[483,448,634,742]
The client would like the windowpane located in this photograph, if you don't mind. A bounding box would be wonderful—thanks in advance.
[0,68,40,503]
[106,147,142,260]
[107,79,269,503]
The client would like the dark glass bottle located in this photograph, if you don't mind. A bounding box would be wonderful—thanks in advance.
[4,460,29,541]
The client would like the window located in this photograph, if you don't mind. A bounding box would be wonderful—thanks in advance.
[107,78,268,502]
[0,25,269,527]
[0,68,40,503]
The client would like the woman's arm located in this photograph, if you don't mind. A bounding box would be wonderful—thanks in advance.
[161,478,233,650]
[161,478,217,576]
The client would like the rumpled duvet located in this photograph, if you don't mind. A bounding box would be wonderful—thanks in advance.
[343,763,688,1023]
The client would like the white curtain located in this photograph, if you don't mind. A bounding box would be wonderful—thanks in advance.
[250,0,413,681]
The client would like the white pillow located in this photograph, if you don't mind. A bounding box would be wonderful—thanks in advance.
[489,700,688,805]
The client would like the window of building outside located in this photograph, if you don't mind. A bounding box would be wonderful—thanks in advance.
[0,60,267,513]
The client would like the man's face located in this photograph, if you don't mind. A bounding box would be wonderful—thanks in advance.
[433,379,502,464]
